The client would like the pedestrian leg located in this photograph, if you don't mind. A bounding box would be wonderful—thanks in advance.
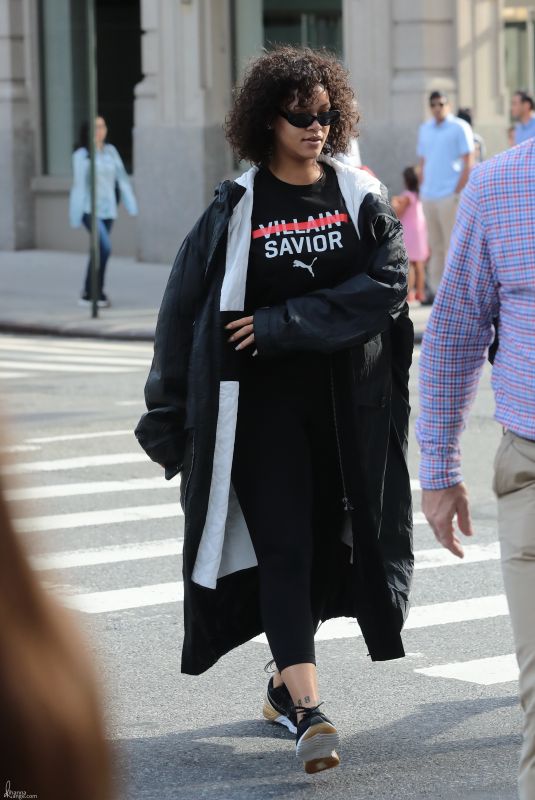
[493,430,535,800]
[98,219,113,296]
[437,193,459,284]
[81,215,113,298]
[422,199,444,296]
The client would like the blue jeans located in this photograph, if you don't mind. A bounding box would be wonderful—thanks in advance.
[82,214,114,296]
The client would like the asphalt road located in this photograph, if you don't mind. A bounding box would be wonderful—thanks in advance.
[0,333,520,800]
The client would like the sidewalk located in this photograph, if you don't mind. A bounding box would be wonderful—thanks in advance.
[0,250,431,342]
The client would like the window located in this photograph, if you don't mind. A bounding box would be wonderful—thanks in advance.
[263,0,342,55]
[231,0,343,86]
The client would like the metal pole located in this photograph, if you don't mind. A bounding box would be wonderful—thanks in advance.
[87,0,99,319]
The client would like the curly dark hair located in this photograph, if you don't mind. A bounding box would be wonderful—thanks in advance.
[225,46,359,165]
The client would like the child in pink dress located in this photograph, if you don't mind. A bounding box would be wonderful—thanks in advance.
[391,166,429,302]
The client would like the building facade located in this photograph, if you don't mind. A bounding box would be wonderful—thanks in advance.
[1,0,534,263]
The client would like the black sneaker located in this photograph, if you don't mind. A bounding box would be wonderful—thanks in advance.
[262,675,297,734]
[294,702,340,774]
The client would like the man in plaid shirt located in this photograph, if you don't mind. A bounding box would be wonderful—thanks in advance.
[416,138,535,799]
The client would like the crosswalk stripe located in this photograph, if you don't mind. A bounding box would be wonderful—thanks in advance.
[32,537,498,573]
[0,341,150,361]
[55,584,508,621]
[26,429,134,444]
[415,542,499,569]
[0,352,149,367]
[15,502,182,533]
[253,594,509,643]
[3,452,146,475]
[415,654,518,685]
[0,371,31,379]
[411,479,421,491]
[31,538,183,570]
[6,476,175,501]
[115,400,144,406]
[0,444,41,454]
[0,335,152,355]
[60,582,184,613]
[0,359,138,374]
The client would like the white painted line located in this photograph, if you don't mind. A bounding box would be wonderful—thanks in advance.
[3,452,146,475]
[15,502,182,533]
[415,542,500,570]
[0,359,138,374]
[0,444,41,454]
[415,654,518,685]
[0,371,31,379]
[6,476,174,501]
[31,538,182,570]
[406,594,508,629]
[253,594,509,644]
[60,581,183,613]
[28,533,498,573]
[26,429,133,444]
[0,335,153,355]
[115,400,144,406]
[414,512,427,525]
[0,352,149,366]
[411,479,421,491]
[0,341,151,361]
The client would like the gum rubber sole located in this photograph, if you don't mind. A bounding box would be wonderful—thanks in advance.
[304,751,340,774]
[296,723,341,773]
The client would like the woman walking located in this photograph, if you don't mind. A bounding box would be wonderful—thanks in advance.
[135,46,414,775]
[69,117,138,307]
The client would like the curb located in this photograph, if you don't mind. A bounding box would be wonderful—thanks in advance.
[0,319,425,345]
[0,320,155,342]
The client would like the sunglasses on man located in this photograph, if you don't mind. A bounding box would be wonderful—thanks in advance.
[278,108,341,128]
[430,101,446,108]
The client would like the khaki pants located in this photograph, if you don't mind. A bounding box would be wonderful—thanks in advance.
[422,194,459,295]
[493,429,535,800]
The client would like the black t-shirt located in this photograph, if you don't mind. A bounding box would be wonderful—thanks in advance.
[244,163,361,315]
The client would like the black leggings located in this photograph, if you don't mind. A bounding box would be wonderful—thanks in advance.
[231,353,344,673]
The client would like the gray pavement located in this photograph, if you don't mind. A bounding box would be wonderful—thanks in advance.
[0,249,432,342]
[0,332,520,799]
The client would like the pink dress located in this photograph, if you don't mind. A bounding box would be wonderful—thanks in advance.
[399,190,429,262]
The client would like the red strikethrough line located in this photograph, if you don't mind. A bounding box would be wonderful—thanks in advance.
[252,213,348,239]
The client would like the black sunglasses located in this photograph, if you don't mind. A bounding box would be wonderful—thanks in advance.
[430,101,446,108]
[278,108,341,128]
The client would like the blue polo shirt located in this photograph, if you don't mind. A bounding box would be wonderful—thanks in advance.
[515,116,535,144]
[417,114,474,200]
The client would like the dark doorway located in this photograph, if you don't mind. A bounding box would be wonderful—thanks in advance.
[96,0,142,173]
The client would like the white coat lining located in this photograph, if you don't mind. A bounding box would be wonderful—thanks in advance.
[191,157,382,589]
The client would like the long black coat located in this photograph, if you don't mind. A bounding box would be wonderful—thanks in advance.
[135,158,414,675]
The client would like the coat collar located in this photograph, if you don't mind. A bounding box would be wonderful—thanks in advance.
[230,155,383,240]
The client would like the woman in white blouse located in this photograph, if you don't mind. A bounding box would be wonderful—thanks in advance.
[69,116,138,307]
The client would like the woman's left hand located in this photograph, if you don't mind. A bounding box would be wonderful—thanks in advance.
[225,316,255,350]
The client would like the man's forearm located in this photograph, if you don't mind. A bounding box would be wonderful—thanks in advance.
[454,155,474,193]
[454,171,470,193]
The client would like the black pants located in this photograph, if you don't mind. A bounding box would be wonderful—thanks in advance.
[231,353,345,673]
[82,214,113,296]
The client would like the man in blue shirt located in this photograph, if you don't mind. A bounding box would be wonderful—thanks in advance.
[417,91,474,302]
[511,90,535,145]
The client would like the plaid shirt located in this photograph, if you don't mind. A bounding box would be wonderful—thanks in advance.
[416,138,535,490]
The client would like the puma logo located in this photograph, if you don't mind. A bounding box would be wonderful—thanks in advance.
[292,257,317,277]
